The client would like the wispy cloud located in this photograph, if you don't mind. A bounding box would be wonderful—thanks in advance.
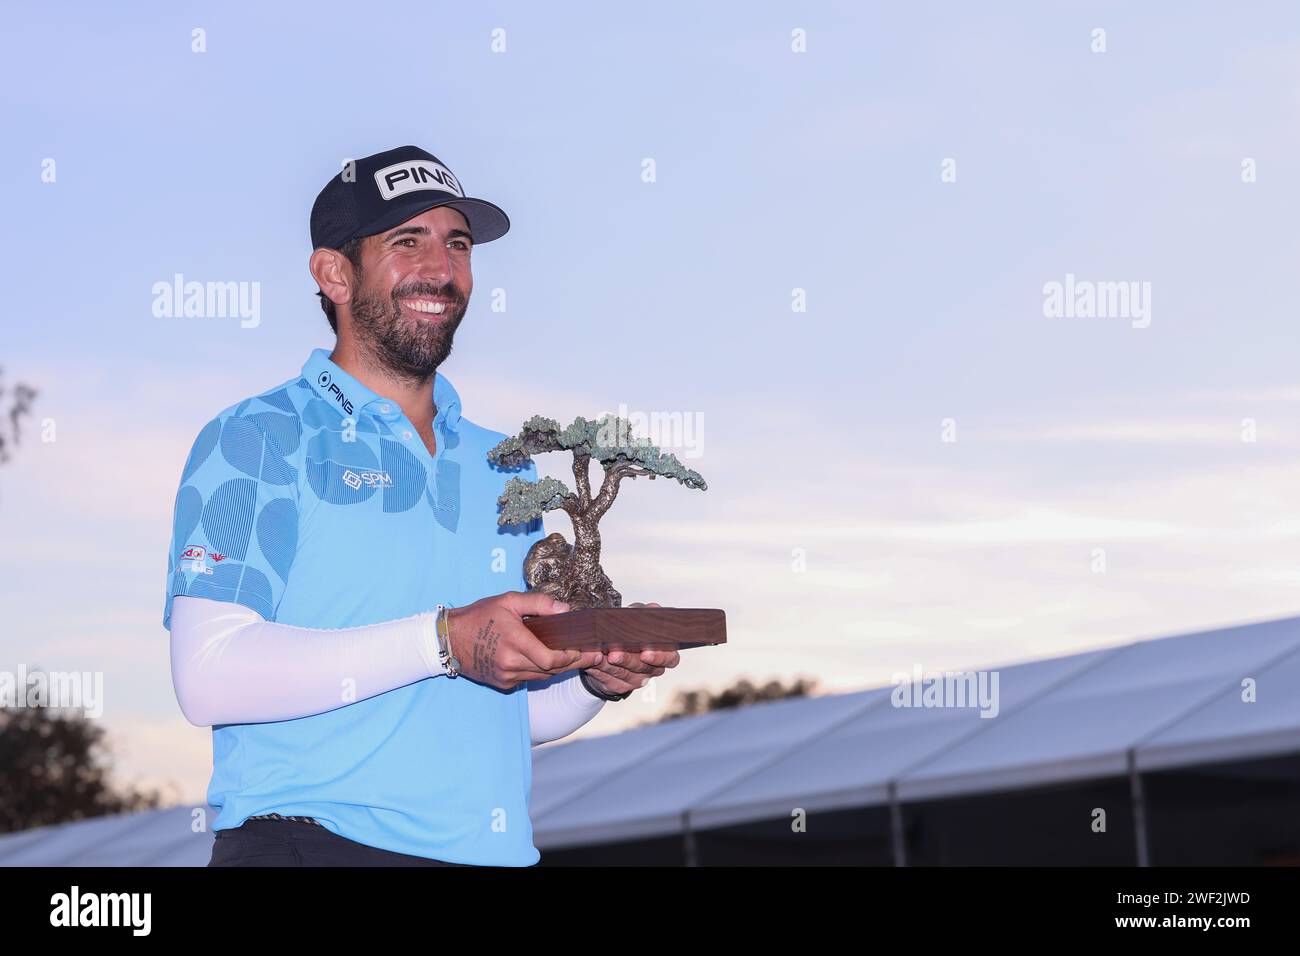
[981,419,1291,447]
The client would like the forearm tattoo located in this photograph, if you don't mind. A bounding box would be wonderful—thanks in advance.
[471,617,501,679]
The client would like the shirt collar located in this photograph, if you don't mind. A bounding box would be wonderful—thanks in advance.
[301,347,462,431]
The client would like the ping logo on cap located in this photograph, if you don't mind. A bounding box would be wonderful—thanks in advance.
[373,159,464,201]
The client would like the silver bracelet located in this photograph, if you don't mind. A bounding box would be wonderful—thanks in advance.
[434,603,460,677]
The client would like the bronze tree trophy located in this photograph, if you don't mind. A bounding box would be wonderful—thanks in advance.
[487,414,727,652]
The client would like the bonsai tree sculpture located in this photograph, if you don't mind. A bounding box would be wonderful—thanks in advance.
[487,414,707,610]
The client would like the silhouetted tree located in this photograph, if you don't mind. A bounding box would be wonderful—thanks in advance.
[0,377,158,833]
[638,676,820,727]
[0,701,163,834]
[0,366,36,465]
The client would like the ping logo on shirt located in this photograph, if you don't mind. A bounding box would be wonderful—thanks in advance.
[373,160,463,201]
[342,469,394,490]
[317,370,354,415]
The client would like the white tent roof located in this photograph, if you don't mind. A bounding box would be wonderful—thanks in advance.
[4,614,1299,863]
[0,805,214,867]
[532,615,1300,845]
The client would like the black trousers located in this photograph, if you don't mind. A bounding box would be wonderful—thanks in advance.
[207,817,473,867]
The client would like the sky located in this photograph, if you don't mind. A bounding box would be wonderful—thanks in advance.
[3,0,1300,803]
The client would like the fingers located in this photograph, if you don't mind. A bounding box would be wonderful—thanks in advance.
[609,662,666,680]
[604,646,676,675]
[583,668,641,696]
[493,591,594,676]
[589,660,649,685]
[499,590,571,618]
[507,624,604,676]
[497,656,588,688]
[640,649,680,669]
[489,594,679,684]
[534,644,602,673]
[571,650,605,671]
[612,602,673,674]
[502,654,597,688]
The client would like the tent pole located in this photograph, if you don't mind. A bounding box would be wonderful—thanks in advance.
[888,782,908,866]
[1127,748,1151,867]
[682,812,699,867]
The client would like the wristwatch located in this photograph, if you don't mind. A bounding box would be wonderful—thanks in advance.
[579,668,631,702]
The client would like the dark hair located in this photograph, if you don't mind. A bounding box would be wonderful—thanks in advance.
[317,237,366,334]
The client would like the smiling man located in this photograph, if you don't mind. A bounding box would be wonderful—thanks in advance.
[163,145,679,867]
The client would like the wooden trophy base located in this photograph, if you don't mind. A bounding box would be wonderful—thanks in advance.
[521,607,727,652]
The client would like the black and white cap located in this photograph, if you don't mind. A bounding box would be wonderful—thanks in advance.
[310,145,510,250]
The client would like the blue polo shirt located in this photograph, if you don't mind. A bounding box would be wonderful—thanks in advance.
[163,347,546,866]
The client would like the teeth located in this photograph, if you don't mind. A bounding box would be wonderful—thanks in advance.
[406,299,447,315]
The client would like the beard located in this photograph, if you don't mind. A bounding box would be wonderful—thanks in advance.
[348,276,467,383]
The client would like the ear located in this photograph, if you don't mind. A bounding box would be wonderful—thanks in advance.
[309,246,361,311]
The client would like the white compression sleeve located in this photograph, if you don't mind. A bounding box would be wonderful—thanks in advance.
[169,594,444,727]
[527,671,605,746]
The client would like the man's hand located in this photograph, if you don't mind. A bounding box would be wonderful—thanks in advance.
[582,601,681,698]
[447,592,604,691]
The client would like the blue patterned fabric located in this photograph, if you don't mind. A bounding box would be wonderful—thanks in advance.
[164,347,545,865]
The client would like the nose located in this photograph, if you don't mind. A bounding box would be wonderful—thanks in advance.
[415,242,454,288]
[392,235,454,291]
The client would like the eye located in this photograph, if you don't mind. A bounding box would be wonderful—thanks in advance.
[450,239,471,251]
[397,237,418,247]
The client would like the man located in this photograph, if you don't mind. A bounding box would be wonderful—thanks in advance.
[164,145,680,867]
